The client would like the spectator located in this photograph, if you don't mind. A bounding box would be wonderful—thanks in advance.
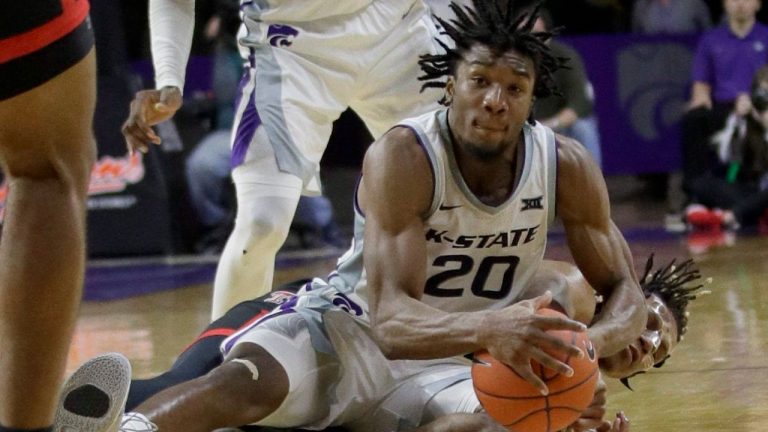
[632,0,713,34]
[185,130,235,253]
[672,0,768,228]
[631,0,713,231]
[204,0,242,129]
[533,10,603,167]
[685,64,768,230]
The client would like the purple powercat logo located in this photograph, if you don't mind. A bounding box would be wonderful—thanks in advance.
[331,292,363,317]
[267,24,299,47]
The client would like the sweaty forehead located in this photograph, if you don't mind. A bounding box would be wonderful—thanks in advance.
[461,44,534,77]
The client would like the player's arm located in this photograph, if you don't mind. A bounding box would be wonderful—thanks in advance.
[121,0,192,153]
[556,136,646,357]
[361,128,585,393]
[522,260,597,326]
[361,126,473,359]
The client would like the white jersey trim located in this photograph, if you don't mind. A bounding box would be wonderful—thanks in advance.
[545,126,557,224]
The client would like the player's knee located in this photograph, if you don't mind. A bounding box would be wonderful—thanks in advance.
[61,136,97,193]
[238,211,293,249]
[211,345,290,423]
[2,134,95,196]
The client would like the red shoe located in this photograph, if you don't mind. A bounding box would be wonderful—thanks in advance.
[685,204,724,231]
[687,230,735,254]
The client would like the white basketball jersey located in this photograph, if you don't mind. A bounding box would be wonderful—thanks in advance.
[324,109,557,315]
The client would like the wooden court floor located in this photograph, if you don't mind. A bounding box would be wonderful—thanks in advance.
[67,211,768,430]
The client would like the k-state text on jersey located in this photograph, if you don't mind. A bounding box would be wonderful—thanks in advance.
[425,225,540,248]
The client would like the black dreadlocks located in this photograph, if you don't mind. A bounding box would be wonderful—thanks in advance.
[418,0,567,115]
[640,254,706,341]
[620,254,709,390]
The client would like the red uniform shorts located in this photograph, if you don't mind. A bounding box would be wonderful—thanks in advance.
[0,0,94,100]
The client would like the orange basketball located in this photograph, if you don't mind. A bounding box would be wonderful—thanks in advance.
[471,308,599,432]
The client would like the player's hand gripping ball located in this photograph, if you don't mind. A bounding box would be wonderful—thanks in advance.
[471,308,599,432]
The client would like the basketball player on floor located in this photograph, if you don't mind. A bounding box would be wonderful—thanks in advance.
[123,255,703,431]
[122,0,453,320]
[110,2,648,431]
[0,2,129,432]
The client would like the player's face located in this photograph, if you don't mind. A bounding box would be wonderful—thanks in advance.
[599,294,679,379]
[445,44,536,160]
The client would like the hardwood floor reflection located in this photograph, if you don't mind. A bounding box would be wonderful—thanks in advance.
[605,235,768,431]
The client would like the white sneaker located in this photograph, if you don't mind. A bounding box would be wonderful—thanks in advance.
[664,212,686,233]
[55,353,131,432]
[120,412,158,431]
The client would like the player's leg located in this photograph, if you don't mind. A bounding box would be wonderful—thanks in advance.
[124,313,338,432]
[0,34,96,431]
[211,171,303,318]
[351,0,443,138]
[126,287,302,410]
[126,343,290,432]
[210,50,347,318]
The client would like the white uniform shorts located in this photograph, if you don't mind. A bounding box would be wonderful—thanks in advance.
[230,0,445,194]
[221,308,479,431]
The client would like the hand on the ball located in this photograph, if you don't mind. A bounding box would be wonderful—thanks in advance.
[122,86,183,155]
[567,374,608,431]
[597,412,630,432]
[480,291,587,395]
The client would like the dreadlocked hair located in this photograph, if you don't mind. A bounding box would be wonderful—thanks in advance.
[619,254,711,391]
[418,0,568,119]
[639,253,710,341]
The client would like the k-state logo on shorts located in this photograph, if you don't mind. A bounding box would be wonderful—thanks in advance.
[267,24,299,47]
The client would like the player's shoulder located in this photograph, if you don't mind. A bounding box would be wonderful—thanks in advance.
[365,124,431,173]
[555,134,594,169]
[361,124,434,211]
[554,133,604,198]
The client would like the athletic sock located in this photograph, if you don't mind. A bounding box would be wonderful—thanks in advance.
[120,413,158,431]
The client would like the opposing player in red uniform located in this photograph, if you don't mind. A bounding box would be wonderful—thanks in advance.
[0,2,129,431]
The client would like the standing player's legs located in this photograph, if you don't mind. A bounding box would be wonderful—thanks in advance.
[0,48,96,428]
[351,0,444,137]
[211,170,303,319]
[209,53,348,319]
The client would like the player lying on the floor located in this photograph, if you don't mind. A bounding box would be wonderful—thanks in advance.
[122,255,706,432]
